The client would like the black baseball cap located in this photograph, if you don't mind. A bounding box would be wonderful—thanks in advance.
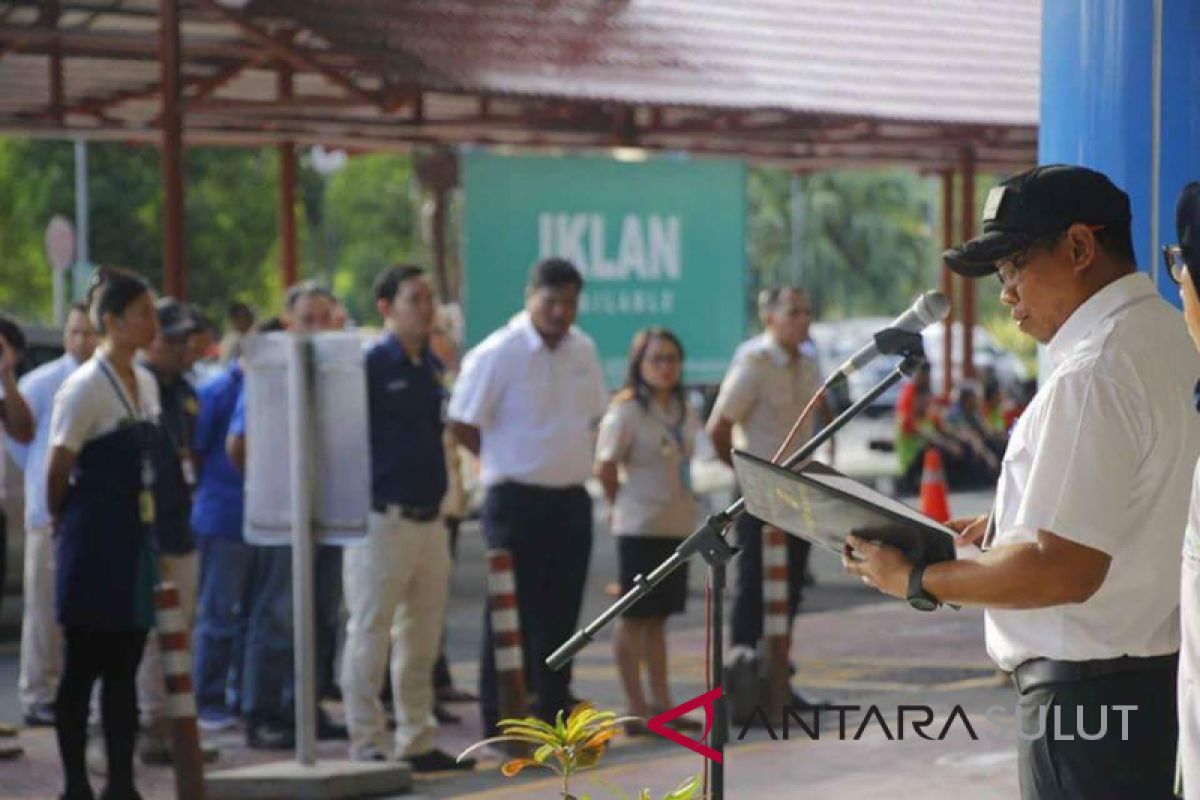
[155,297,200,339]
[944,164,1133,278]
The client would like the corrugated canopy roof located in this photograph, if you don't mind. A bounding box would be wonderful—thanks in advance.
[0,0,1040,170]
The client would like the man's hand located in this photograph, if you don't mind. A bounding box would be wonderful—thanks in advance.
[947,515,988,548]
[841,533,912,599]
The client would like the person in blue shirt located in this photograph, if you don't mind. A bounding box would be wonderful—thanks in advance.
[188,331,249,734]
[9,304,96,729]
[225,289,347,750]
[340,265,472,772]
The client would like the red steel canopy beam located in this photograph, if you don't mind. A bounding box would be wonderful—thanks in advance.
[277,62,298,288]
[159,0,186,299]
[46,0,63,124]
[959,145,976,380]
[193,0,381,108]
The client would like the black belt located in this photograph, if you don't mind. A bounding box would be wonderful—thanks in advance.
[372,503,440,522]
[1011,653,1178,695]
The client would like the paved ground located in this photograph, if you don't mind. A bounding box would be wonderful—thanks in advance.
[0,418,1018,799]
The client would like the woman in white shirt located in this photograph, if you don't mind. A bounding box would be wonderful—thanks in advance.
[596,327,702,734]
[1172,181,1200,799]
[47,267,160,800]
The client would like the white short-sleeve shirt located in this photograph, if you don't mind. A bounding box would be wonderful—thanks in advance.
[1180,461,1200,797]
[51,353,161,456]
[448,312,608,488]
[13,353,81,527]
[985,273,1200,670]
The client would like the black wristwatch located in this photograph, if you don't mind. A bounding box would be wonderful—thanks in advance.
[906,563,940,612]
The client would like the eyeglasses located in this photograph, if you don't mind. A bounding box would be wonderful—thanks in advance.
[1163,245,1188,285]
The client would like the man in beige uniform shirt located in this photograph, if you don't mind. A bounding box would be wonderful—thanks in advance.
[708,286,828,707]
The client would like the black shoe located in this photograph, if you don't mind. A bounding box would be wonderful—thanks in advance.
[246,723,295,750]
[434,704,462,724]
[789,691,834,711]
[316,709,348,741]
[404,748,475,773]
[24,703,55,727]
[435,685,477,703]
[99,789,143,800]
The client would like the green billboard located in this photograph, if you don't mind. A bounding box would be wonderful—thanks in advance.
[462,151,747,385]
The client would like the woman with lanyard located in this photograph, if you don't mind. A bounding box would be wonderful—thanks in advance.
[596,327,703,735]
[46,267,160,800]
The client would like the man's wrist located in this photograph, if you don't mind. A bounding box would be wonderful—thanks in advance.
[906,563,941,610]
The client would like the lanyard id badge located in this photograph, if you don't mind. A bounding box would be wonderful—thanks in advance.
[98,358,157,526]
[139,457,157,525]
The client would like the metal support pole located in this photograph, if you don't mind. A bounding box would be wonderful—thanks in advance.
[278,63,298,288]
[959,146,976,380]
[708,560,727,798]
[288,336,318,765]
[940,169,955,398]
[158,0,186,299]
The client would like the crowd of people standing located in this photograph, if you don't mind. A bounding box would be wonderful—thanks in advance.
[0,254,947,797]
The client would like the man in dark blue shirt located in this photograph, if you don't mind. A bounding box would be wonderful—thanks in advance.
[340,265,472,772]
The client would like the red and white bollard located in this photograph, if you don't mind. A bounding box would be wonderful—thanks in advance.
[154,582,206,800]
[487,549,527,735]
[762,527,792,716]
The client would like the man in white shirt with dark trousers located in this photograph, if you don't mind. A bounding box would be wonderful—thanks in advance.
[844,165,1200,799]
[449,258,608,737]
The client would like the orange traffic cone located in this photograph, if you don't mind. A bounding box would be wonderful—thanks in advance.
[920,448,951,523]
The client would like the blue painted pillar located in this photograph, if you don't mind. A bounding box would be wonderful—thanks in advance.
[1040,0,1200,305]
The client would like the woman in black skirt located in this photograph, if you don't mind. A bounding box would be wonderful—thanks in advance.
[596,327,702,733]
[47,268,160,800]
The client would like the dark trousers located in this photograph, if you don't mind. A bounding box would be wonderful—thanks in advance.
[315,544,342,701]
[55,627,148,798]
[1017,661,1178,800]
[731,513,810,649]
[243,544,342,725]
[478,483,592,735]
[0,506,6,617]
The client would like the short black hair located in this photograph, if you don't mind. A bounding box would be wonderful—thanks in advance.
[0,315,27,354]
[256,316,286,333]
[284,280,335,312]
[1095,224,1137,267]
[373,264,427,303]
[87,266,151,334]
[228,301,253,320]
[528,258,584,292]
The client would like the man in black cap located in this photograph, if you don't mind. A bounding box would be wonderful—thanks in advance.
[135,297,208,765]
[843,165,1200,799]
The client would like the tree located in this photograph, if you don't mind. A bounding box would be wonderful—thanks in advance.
[748,167,941,322]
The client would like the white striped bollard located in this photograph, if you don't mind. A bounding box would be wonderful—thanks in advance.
[762,526,792,717]
[154,582,207,800]
[488,549,528,744]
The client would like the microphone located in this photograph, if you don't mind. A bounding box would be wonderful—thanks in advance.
[825,291,951,385]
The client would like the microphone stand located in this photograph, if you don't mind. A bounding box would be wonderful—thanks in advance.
[547,330,928,800]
